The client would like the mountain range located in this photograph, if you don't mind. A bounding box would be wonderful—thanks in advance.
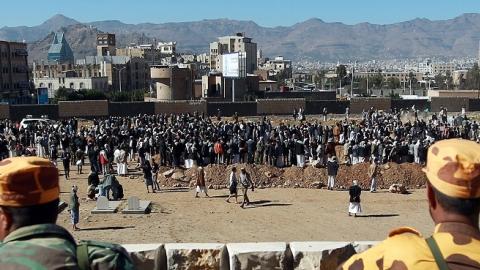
[1,13,480,63]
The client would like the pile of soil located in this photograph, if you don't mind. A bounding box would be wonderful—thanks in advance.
[155,162,427,191]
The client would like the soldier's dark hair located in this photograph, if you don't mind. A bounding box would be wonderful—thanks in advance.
[1,199,59,228]
[433,188,480,216]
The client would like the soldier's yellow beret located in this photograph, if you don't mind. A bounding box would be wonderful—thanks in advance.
[0,157,59,207]
[423,139,480,199]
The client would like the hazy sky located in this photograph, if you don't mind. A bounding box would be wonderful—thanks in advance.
[2,0,480,27]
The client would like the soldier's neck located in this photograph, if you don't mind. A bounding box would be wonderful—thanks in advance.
[433,211,479,230]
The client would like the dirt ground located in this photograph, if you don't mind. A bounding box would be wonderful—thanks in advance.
[57,164,433,244]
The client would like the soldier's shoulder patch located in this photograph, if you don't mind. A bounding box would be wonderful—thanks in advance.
[388,227,422,238]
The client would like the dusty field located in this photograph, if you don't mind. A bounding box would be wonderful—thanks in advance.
[57,164,433,244]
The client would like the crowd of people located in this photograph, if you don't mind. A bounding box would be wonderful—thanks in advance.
[0,107,475,183]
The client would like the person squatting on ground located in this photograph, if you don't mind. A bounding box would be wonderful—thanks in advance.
[0,157,135,269]
[340,139,480,270]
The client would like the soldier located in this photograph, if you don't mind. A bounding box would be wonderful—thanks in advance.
[0,157,134,269]
[339,139,480,270]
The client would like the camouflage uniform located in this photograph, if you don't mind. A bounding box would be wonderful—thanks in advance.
[341,139,480,270]
[0,224,78,270]
[340,224,480,269]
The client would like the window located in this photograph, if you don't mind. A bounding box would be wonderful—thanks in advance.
[48,83,52,89]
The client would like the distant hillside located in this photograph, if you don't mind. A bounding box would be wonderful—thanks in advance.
[2,13,480,62]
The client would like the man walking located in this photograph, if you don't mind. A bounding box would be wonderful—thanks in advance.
[239,168,254,208]
[368,158,378,192]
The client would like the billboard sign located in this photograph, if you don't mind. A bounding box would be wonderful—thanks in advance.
[222,53,240,78]
[37,88,49,104]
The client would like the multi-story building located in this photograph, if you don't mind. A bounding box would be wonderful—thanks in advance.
[34,55,149,93]
[0,41,30,102]
[258,56,293,79]
[96,33,116,57]
[430,63,455,76]
[34,76,108,98]
[47,32,74,63]
[157,42,176,55]
[209,33,257,74]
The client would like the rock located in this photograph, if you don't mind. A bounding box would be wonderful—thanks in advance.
[124,244,165,270]
[265,171,274,178]
[227,242,292,270]
[388,184,408,194]
[310,181,323,189]
[165,243,228,270]
[163,169,175,178]
[189,180,196,188]
[291,242,355,270]
[383,164,391,170]
[208,184,214,189]
[172,171,185,180]
[294,183,300,188]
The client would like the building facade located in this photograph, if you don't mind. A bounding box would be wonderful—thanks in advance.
[34,77,108,98]
[209,33,257,74]
[47,32,74,63]
[0,41,30,102]
[258,56,293,79]
[151,65,194,100]
[97,33,116,57]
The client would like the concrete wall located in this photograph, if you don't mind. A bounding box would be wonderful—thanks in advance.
[264,91,336,100]
[207,102,257,116]
[350,98,391,113]
[154,100,207,114]
[109,102,155,116]
[430,97,469,112]
[468,99,480,112]
[123,241,377,270]
[391,99,430,111]
[9,104,59,121]
[58,100,109,118]
[257,98,305,115]
[305,100,349,114]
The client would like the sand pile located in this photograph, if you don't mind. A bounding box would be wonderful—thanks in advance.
[155,161,427,191]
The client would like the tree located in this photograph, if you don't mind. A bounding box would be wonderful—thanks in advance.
[445,71,453,90]
[371,72,384,89]
[465,63,480,90]
[387,77,401,89]
[314,70,326,89]
[336,65,347,88]
[408,72,418,90]
[434,74,446,89]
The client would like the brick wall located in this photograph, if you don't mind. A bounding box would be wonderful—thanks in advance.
[207,102,257,116]
[58,100,109,118]
[350,98,391,113]
[154,100,207,114]
[431,97,469,112]
[257,98,306,115]
[305,100,349,114]
[109,102,155,116]
[9,104,59,121]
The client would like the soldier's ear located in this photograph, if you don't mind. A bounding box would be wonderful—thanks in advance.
[0,208,12,241]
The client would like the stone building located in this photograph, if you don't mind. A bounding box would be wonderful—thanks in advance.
[209,33,257,74]
[151,65,194,100]
[0,40,30,102]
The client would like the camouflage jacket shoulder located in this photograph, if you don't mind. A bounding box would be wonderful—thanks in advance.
[339,223,480,270]
[0,224,79,270]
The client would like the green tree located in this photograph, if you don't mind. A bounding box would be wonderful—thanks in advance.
[445,71,453,90]
[387,77,401,89]
[434,74,446,89]
[336,65,347,88]
[465,63,480,90]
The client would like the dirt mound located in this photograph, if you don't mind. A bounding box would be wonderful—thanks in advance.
[154,162,427,191]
